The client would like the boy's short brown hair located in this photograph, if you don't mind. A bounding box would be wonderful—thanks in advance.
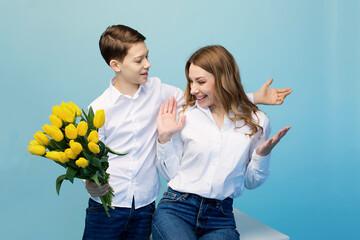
[99,25,146,65]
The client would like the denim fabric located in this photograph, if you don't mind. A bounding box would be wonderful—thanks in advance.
[83,198,155,240]
[152,188,239,240]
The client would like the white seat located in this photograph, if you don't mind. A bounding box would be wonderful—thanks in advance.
[233,209,289,240]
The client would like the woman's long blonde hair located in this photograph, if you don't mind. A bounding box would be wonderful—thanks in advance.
[183,45,262,136]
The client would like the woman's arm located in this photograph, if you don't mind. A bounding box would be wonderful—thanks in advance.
[156,97,186,181]
[156,132,184,181]
[244,114,290,189]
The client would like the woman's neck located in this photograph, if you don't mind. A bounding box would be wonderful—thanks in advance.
[210,103,225,129]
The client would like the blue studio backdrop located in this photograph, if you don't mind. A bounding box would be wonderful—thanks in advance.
[1,0,359,239]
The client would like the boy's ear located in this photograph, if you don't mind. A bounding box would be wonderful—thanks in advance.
[110,60,121,72]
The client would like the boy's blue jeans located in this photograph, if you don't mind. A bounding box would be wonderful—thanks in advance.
[83,198,155,240]
[152,188,240,240]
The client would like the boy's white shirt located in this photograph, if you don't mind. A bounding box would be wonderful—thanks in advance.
[89,76,254,209]
[88,77,183,209]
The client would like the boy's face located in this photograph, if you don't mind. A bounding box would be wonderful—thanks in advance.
[114,42,151,85]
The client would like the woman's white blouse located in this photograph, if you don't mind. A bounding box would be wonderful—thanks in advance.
[156,101,271,200]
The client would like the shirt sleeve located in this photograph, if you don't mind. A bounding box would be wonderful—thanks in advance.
[246,93,254,104]
[244,112,271,189]
[161,83,185,107]
[156,131,184,182]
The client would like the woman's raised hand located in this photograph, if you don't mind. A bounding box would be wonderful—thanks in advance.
[253,78,292,105]
[256,126,291,156]
[157,96,186,144]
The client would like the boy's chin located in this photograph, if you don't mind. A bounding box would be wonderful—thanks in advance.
[139,76,148,84]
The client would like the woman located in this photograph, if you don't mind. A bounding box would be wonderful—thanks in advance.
[152,45,290,240]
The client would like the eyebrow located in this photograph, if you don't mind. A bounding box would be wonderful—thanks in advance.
[133,50,149,60]
[189,76,207,81]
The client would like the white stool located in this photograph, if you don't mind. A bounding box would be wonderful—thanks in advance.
[234,209,289,240]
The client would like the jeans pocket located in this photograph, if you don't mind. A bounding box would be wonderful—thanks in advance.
[149,201,156,212]
[219,203,234,216]
[87,198,106,212]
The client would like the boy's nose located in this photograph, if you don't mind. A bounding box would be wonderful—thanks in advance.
[144,59,151,69]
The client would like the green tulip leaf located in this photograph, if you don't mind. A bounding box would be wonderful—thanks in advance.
[82,109,90,123]
[83,151,101,168]
[98,141,106,156]
[90,172,101,187]
[66,166,77,183]
[56,174,68,195]
[107,147,128,156]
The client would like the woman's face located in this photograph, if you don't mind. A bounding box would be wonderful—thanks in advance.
[188,63,217,109]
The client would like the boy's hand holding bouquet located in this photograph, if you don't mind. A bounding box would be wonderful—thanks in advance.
[27,101,126,217]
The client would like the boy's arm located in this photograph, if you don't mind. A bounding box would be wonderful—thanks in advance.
[253,78,292,105]
[161,83,185,107]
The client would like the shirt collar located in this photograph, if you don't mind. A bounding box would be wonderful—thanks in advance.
[192,100,212,117]
[192,101,236,128]
[108,77,150,104]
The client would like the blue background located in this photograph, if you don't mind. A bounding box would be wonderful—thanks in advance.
[1,0,359,239]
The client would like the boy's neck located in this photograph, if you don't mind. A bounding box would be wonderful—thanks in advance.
[113,76,140,98]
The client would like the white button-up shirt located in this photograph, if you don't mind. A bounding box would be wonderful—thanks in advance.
[89,77,184,209]
[156,100,271,200]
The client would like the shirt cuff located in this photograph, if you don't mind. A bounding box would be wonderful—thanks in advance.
[250,151,271,171]
[246,93,254,104]
[157,139,175,162]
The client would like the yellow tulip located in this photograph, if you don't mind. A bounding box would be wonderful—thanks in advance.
[87,130,99,143]
[88,142,100,154]
[49,115,63,128]
[93,109,105,128]
[77,121,88,136]
[34,131,50,146]
[61,101,73,112]
[69,101,82,117]
[69,140,83,155]
[60,106,75,123]
[29,140,40,145]
[65,148,78,160]
[27,144,46,156]
[52,105,61,117]
[42,124,64,142]
[76,157,89,168]
[58,152,70,163]
[65,124,77,140]
[45,151,61,161]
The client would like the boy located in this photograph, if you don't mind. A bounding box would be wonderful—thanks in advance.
[83,25,291,240]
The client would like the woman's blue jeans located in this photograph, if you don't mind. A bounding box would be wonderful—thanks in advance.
[152,188,240,240]
[83,198,155,240]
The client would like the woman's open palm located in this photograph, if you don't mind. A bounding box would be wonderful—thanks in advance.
[256,126,291,156]
[157,97,186,144]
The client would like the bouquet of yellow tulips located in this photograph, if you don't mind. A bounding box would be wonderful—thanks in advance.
[27,101,125,217]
